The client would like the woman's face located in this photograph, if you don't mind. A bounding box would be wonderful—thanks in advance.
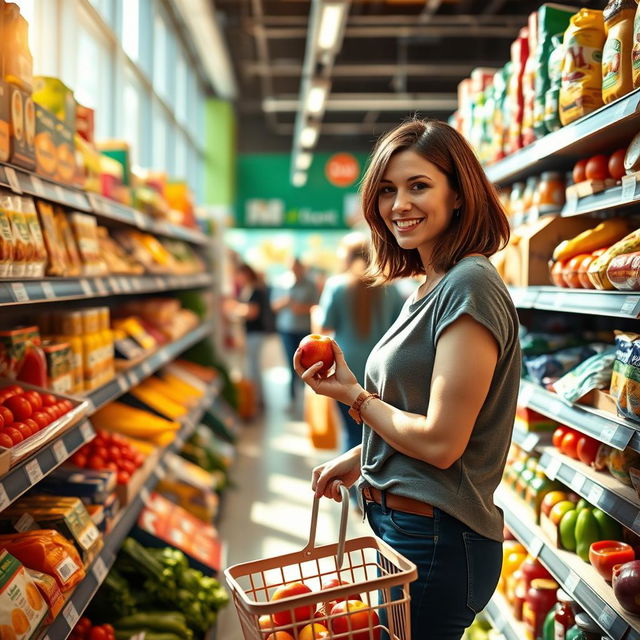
[377,150,460,265]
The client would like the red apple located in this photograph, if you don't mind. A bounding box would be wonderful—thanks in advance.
[321,578,362,603]
[271,581,315,626]
[330,600,380,640]
[613,560,640,614]
[298,334,335,377]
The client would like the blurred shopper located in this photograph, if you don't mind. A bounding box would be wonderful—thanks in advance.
[272,257,318,402]
[228,262,269,411]
[316,232,403,452]
[295,119,521,640]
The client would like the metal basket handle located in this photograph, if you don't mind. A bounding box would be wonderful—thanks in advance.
[303,483,349,570]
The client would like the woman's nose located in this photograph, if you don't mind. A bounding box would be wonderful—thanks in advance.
[392,191,411,212]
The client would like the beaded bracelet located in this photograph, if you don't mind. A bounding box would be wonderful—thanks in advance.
[348,390,380,424]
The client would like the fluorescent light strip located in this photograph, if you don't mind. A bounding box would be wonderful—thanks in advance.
[293,171,307,187]
[296,152,313,170]
[306,85,328,114]
[300,125,319,148]
[317,4,346,51]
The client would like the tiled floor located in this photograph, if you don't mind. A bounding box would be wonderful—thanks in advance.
[216,336,369,640]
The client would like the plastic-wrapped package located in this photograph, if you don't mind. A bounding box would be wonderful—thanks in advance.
[552,346,617,403]
[611,331,640,423]
[524,343,610,385]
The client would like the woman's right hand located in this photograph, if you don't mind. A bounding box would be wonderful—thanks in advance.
[312,446,362,501]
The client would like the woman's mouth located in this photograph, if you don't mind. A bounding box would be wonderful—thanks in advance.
[394,218,423,232]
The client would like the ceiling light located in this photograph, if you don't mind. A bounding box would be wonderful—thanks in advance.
[317,3,347,51]
[306,84,328,114]
[293,171,307,187]
[296,152,313,170]
[300,124,319,148]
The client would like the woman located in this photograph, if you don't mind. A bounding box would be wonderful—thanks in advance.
[294,119,521,640]
[317,232,404,452]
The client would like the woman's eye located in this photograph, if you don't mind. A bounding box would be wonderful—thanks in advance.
[379,186,394,195]
[411,182,428,190]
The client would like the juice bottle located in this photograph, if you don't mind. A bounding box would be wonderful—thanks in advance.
[632,0,640,86]
[602,0,636,103]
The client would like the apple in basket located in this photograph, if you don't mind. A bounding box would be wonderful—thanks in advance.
[298,334,335,377]
[265,633,295,640]
[298,623,330,639]
[316,578,364,619]
[330,600,380,640]
[270,581,316,626]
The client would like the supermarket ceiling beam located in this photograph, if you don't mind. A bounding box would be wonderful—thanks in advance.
[264,93,458,112]
[244,14,527,27]
[483,0,509,15]
[245,62,483,78]
[255,25,521,39]
[276,122,403,135]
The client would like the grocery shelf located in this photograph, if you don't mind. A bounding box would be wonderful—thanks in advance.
[39,380,221,640]
[0,273,214,307]
[561,182,635,218]
[0,162,210,246]
[485,89,640,186]
[538,446,640,536]
[484,590,527,640]
[511,425,552,453]
[496,487,640,640]
[518,380,638,452]
[88,321,213,413]
[0,420,96,511]
[508,286,640,319]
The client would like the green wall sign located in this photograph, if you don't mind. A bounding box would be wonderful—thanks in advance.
[234,152,369,229]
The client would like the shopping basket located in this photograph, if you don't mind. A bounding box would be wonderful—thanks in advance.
[224,485,417,640]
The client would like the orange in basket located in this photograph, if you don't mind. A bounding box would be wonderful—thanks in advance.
[225,486,417,640]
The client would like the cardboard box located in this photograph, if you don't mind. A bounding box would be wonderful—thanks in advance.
[0,81,10,162]
[578,389,618,415]
[8,83,35,170]
[55,117,76,185]
[34,104,57,179]
[503,215,600,287]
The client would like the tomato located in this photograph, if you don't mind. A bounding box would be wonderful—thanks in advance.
[31,411,50,429]
[120,460,136,474]
[89,627,109,640]
[40,393,57,407]
[70,452,88,468]
[560,431,580,459]
[330,600,380,640]
[52,402,67,418]
[44,407,59,422]
[105,462,118,472]
[13,422,32,440]
[2,427,23,445]
[75,618,92,634]
[23,418,40,435]
[552,426,570,449]
[22,391,42,411]
[3,396,32,421]
[0,432,12,448]
[0,391,16,404]
[107,446,121,460]
[609,148,627,181]
[577,435,600,466]
[4,385,24,394]
[92,446,108,461]
[0,407,13,427]
[61,399,74,411]
[572,158,588,184]
[585,154,611,181]
[88,456,105,471]
[117,471,131,484]
[0,413,4,430]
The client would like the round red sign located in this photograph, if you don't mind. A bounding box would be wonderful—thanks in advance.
[325,153,360,187]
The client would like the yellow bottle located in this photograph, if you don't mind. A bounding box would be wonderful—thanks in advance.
[602,0,636,104]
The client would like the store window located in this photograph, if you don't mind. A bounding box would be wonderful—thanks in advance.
[121,0,140,61]
[123,73,143,165]
[175,51,188,125]
[153,10,169,100]
[152,103,169,173]
[89,0,116,27]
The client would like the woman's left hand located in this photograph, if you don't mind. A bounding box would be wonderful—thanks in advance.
[293,339,361,406]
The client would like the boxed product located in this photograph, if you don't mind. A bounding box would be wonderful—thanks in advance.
[75,103,94,144]
[25,568,63,623]
[33,104,57,179]
[133,492,222,575]
[0,550,48,639]
[34,467,117,505]
[8,83,35,170]
[55,116,76,185]
[514,405,558,432]
[32,76,76,131]
[41,340,73,394]
[0,79,10,161]
[2,3,34,91]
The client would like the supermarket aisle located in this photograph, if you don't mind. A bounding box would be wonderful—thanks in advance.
[217,335,370,639]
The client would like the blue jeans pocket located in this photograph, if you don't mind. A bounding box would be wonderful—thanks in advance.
[388,508,436,538]
[463,532,502,614]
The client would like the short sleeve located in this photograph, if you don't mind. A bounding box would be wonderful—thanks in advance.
[433,261,515,359]
[317,278,341,331]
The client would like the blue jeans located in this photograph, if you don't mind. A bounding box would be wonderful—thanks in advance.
[337,400,362,452]
[279,331,308,399]
[365,496,502,640]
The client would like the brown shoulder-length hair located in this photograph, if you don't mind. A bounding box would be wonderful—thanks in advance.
[361,118,510,283]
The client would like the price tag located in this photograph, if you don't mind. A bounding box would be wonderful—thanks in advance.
[154,276,164,289]
[140,486,150,504]
[63,601,79,629]
[55,185,65,202]
[0,484,9,510]
[120,279,132,293]
[109,277,121,293]
[4,167,22,193]
[88,193,103,214]
[545,457,561,481]
[10,283,29,303]
[564,571,580,595]
[117,376,128,392]
[522,432,538,451]
[80,422,93,440]
[564,193,578,215]
[41,281,55,299]
[94,279,108,296]
[529,537,544,558]
[587,484,603,506]
[141,361,152,376]
[601,425,621,445]
[127,371,139,387]
[571,473,586,493]
[155,465,166,481]
[132,210,146,228]
[52,439,68,463]
[30,175,45,197]
[25,459,43,484]
[131,279,142,292]
[518,384,534,407]
[633,511,640,532]
[15,512,36,532]
[92,556,108,583]
[621,173,637,201]
[598,605,615,631]
[620,295,640,317]
[79,279,93,296]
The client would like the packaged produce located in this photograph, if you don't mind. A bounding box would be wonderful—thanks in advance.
[8,83,35,170]
[69,212,107,275]
[506,28,529,155]
[40,340,73,394]
[97,226,144,275]
[524,344,609,385]
[544,35,566,133]
[25,568,63,623]
[32,76,76,131]
[633,1,640,87]
[561,252,592,288]
[0,550,47,640]
[534,171,565,215]
[37,466,117,504]
[2,4,33,91]
[552,347,617,403]
[34,200,64,276]
[611,331,640,423]
[552,217,629,262]
[607,251,640,289]
[522,13,539,147]
[559,9,606,126]
[587,227,640,289]
[1,189,30,278]
[0,529,85,591]
[602,0,636,104]
[33,104,57,179]
[54,207,82,275]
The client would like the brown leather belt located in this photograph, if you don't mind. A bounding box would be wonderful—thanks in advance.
[362,486,433,518]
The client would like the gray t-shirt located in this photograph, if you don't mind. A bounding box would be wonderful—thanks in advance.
[360,255,521,541]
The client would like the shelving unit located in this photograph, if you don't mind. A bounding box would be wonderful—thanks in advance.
[485,590,527,640]
[538,447,640,536]
[496,487,640,640]
[512,426,552,454]
[485,89,640,186]
[38,379,222,640]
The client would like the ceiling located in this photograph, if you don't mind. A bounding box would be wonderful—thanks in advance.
[214,0,600,154]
